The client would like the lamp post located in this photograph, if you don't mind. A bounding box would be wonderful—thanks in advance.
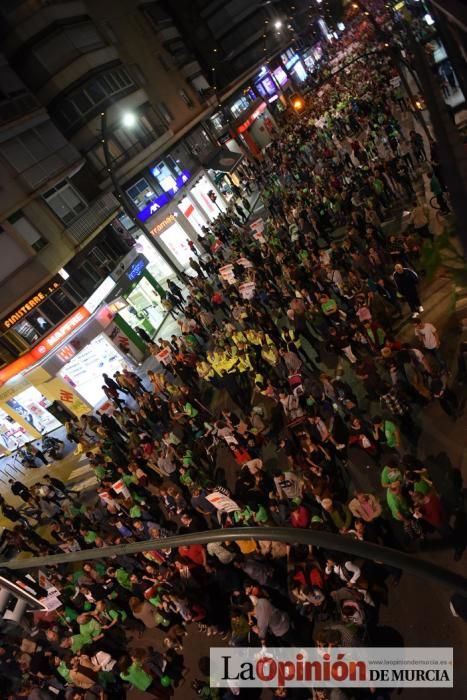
[100,110,184,280]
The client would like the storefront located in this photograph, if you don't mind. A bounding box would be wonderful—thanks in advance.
[190,173,227,219]
[177,196,210,236]
[0,408,30,453]
[5,386,62,435]
[303,43,324,72]
[235,102,277,156]
[58,333,128,407]
[127,168,227,273]
[106,252,167,345]
[204,148,244,204]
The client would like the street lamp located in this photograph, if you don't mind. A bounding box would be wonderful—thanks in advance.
[274,20,282,29]
[121,112,137,128]
[100,110,184,280]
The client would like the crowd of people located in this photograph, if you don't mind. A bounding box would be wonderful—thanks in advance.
[0,19,465,700]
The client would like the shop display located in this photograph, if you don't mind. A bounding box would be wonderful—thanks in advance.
[0,409,30,452]
[59,334,128,406]
[6,387,61,435]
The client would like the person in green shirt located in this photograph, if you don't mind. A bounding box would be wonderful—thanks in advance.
[386,482,411,521]
[80,527,98,545]
[77,613,103,644]
[107,566,133,591]
[320,294,338,318]
[119,657,154,692]
[381,460,403,489]
[372,416,400,450]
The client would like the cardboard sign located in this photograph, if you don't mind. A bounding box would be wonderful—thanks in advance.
[239,281,256,300]
[207,491,241,512]
[155,346,173,366]
[112,479,131,500]
[250,218,265,234]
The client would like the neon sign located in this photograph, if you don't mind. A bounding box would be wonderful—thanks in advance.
[137,169,192,222]
[126,258,147,281]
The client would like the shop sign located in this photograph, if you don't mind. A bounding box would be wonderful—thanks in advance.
[137,170,192,223]
[127,258,147,281]
[84,276,116,313]
[151,214,177,237]
[1,275,62,330]
[30,307,91,361]
[237,103,267,133]
[0,307,91,388]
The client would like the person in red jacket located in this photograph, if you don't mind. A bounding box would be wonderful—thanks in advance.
[289,499,311,528]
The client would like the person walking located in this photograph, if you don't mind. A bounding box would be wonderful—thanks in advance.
[392,263,423,317]
[430,172,450,215]
[414,319,444,366]
[8,479,32,503]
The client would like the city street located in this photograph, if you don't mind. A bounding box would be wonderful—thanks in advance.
[0,3,466,700]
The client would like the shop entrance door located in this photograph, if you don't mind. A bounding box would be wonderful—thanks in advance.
[119,276,165,337]
[159,221,194,268]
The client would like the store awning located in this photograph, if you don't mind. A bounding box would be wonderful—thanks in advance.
[204,148,243,173]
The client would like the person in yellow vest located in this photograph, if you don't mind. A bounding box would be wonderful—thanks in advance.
[196,359,215,383]
[261,339,283,381]
[231,328,248,348]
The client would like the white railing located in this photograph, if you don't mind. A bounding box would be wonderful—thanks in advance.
[66,192,120,244]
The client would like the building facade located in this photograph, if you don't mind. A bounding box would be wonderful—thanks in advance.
[0,0,329,446]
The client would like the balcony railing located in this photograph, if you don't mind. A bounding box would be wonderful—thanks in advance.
[0,93,41,128]
[19,143,82,191]
[66,192,120,244]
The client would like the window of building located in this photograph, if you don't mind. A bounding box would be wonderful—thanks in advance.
[32,22,105,76]
[13,319,39,344]
[127,178,158,211]
[209,112,227,134]
[179,89,193,107]
[7,211,47,251]
[55,65,135,130]
[151,161,178,193]
[165,155,182,176]
[0,338,18,364]
[2,330,28,355]
[158,101,173,124]
[49,290,76,316]
[230,95,253,118]
[0,120,71,190]
[43,180,87,225]
[62,278,86,303]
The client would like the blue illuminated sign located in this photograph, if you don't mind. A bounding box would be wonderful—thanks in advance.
[127,258,147,281]
[137,169,192,222]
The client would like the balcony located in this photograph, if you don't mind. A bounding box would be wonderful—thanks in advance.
[65,192,120,245]
[0,93,41,128]
[18,143,83,191]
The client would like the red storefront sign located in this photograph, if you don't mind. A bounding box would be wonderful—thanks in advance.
[0,306,91,387]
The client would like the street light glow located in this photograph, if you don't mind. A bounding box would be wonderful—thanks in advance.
[274,20,282,29]
[122,112,137,128]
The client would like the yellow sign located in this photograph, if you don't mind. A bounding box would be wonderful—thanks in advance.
[151,214,176,237]
[1,276,62,330]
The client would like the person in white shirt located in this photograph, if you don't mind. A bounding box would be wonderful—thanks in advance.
[414,319,444,366]
[325,556,374,606]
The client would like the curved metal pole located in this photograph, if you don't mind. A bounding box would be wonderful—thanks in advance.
[3,527,467,595]
[100,111,184,281]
